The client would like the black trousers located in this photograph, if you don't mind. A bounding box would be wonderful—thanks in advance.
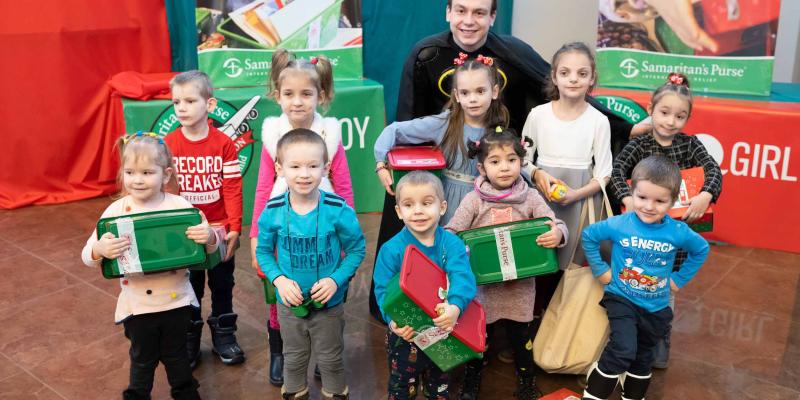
[190,256,235,320]
[466,319,534,372]
[597,293,673,376]
[122,306,200,400]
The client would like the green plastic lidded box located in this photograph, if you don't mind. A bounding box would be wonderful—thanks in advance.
[96,209,206,279]
[457,218,559,285]
[382,245,486,372]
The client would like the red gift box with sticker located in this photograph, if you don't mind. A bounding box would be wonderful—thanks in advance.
[382,245,486,371]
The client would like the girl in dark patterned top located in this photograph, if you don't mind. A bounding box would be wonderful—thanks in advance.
[610,73,722,218]
[608,72,722,370]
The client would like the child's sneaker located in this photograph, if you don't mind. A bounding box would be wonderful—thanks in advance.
[281,387,309,400]
[321,386,349,400]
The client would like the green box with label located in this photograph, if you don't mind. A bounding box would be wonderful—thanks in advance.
[457,218,559,285]
[96,209,206,279]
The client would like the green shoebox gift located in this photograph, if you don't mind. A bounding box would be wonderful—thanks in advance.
[457,218,559,285]
[96,209,206,279]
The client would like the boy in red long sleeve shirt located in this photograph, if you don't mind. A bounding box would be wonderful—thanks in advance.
[164,70,245,367]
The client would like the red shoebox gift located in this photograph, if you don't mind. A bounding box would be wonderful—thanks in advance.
[540,388,581,400]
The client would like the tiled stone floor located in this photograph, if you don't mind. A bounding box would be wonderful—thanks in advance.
[0,197,798,399]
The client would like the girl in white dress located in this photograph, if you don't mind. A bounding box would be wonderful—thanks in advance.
[522,42,613,270]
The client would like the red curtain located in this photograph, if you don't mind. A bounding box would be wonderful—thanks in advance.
[0,0,173,208]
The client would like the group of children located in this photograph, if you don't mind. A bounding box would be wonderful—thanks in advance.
[82,40,719,400]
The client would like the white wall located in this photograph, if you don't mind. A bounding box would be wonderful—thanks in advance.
[774,0,800,82]
[512,1,799,83]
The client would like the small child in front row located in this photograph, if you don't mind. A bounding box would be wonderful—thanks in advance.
[444,128,568,400]
[608,73,722,368]
[373,171,477,400]
[81,133,218,400]
[255,129,366,400]
[581,155,710,400]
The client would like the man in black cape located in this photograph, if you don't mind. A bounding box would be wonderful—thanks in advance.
[369,0,643,323]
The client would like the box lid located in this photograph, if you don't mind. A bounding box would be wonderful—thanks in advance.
[388,146,446,171]
[400,245,486,353]
[457,218,551,241]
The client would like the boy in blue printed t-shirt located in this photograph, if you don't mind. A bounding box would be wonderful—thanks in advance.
[581,155,709,400]
[373,170,477,400]
[256,129,366,400]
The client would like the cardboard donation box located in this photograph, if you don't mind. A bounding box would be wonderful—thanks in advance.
[382,245,486,372]
[625,167,714,232]
[458,218,559,285]
[96,209,206,279]
[387,146,446,183]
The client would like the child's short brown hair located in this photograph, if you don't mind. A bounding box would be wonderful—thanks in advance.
[170,70,214,100]
[395,171,445,202]
[631,155,682,201]
[275,128,328,164]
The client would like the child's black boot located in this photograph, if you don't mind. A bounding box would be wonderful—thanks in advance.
[620,371,651,400]
[268,326,284,386]
[207,313,245,365]
[459,359,484,400]
[514,367,542,400]
[186,319,204,370]
[583,363,620,400]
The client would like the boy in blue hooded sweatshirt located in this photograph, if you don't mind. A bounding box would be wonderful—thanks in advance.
[581,155,709,400]
[373,170,477,400]
[256,129,365,400]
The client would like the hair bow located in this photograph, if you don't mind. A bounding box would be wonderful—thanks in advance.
[668,73,685,86]
[453,52,469,66]
[310,56,319,65]
[476,54,494,66]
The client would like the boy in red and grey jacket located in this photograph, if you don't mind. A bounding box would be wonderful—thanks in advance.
[164,70,245,368]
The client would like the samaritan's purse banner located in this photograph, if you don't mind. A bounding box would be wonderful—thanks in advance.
[596,0,782,96]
